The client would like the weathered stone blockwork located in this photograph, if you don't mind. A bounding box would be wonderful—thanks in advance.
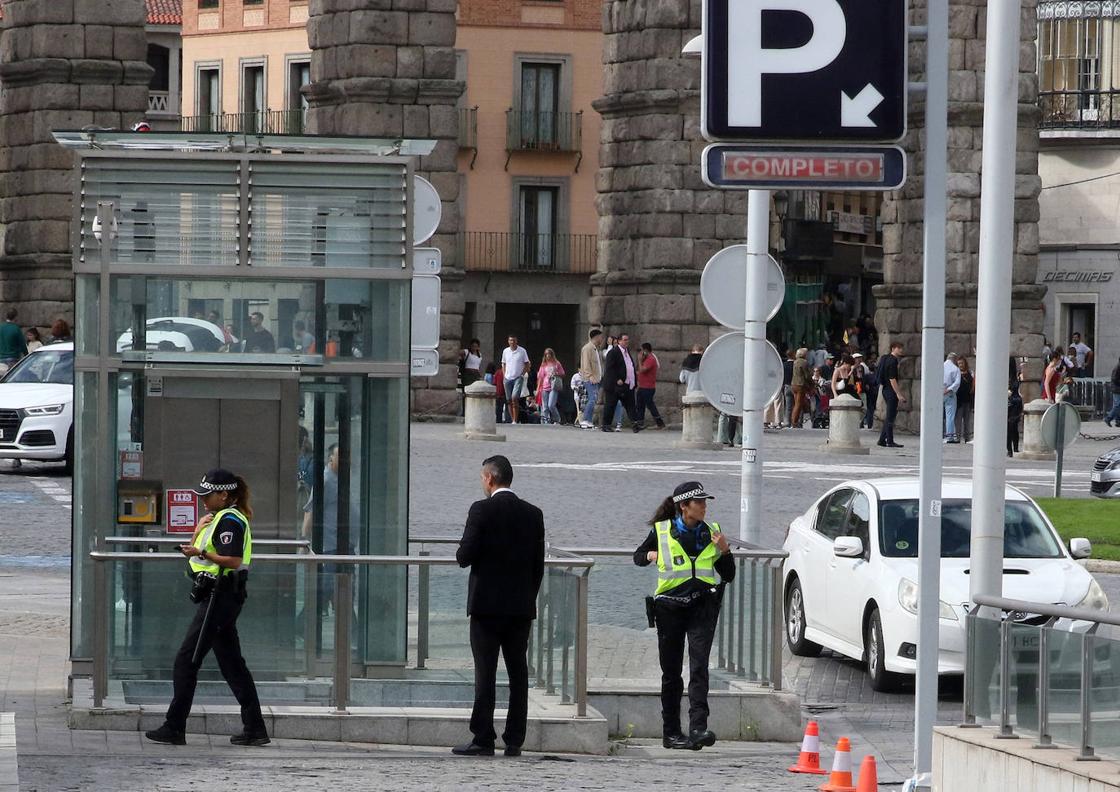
[876,0,1046,426]
[0,0,152,329]
[305,0,463,415]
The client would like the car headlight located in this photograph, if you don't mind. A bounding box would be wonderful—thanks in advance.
[23,404,64,416]
[1077,579,1110,611]
[897,578,959,620]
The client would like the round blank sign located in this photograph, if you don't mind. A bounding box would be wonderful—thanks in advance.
[698,332,784,416]
[1040,401,1081,451]
[412,176,442,245]
[700,245,786,329]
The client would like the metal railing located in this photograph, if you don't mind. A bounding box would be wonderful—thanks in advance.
[505,110,582,153]
[104,536,312,551]
[180,109,305,135]
[1040,90,1120,129]
[964,594,1120,760]
[458,230,597,274]
[458,107,478,149]
[1068,377,1112,419]
[89,549,592,715]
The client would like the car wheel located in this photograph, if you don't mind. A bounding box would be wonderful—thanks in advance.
[785,577,821,657]
[866,608,903,692]
[63,427,74,474]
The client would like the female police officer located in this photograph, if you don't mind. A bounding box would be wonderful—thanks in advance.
[145,468,269,747]
[633,481,734,750]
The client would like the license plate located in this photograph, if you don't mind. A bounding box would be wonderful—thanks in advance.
[1092,471,1103,483]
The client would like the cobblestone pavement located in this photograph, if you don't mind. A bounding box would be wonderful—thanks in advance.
[2,423,1118,788]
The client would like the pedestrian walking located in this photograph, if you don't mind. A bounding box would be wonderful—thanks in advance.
[955,356,975,442]
[453,455,545,757]
[0,309,27,371]
[601,333,644,433]
[633,481,735,751]
[636,342,666,429]
[1106,356,1120,428]
[943,352,961,443]
[790,347,811,428]
[1007,385,1024,457]
[535,348,565,425]
[781,348,795,427]
[578,329,605,428]
[876,341,906,448]
[860,352,878,429]
[459,339,483,386]
[145,469,269,747]
[501,336,531,424]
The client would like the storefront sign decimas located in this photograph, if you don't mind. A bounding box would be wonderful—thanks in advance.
[166,489,199,535]
[1041,271,1113,283]
[702,144,906,191]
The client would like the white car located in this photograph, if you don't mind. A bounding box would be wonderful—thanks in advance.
[0,343,74,469]
[116,317,229,353]
[781,477,1106,691]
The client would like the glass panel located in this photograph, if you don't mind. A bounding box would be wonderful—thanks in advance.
[107,275,408,363]
[72,370,103,658]
[539,565,580,703]
[577,555,655,686]
[968,614,1003,724]
[75,276,99,356]
[1008,621,1042,737]
[1046,625,1085,747]
[250,161,407,269]
[1088,631,1120,758]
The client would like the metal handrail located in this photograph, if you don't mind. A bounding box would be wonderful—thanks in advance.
[965,594,1114,760]
[104,536,312,550]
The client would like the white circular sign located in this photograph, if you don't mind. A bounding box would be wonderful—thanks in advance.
[1040,401,1081,451]
[700,245,785,329]
[412,176,442,246]
[698,332,784,416]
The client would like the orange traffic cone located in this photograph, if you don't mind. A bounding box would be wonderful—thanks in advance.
[819,737,857,792]
[788,720,828,774]
[855,754,878,792]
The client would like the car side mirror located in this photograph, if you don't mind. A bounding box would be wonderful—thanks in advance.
[1069,538,1092,559]
[834,536,864,559]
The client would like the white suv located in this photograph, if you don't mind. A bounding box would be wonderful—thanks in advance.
[0,342,74,470]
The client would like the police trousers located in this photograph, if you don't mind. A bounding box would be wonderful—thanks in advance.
[166,577,266,734]
[654,592,722,737]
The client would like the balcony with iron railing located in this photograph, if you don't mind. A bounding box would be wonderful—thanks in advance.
[180,109,306,135]
[459,231,597,274]
[1039,90,1120,130]
[505,110,583,170]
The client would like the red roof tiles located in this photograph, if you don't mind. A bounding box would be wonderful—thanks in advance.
[146,0,183,26]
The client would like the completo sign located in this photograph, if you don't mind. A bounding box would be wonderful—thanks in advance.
[702,144,906,190]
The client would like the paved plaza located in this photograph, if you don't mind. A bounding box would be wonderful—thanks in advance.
[1,420,1117,789]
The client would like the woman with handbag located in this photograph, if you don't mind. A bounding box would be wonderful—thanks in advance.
[536,348,566,425]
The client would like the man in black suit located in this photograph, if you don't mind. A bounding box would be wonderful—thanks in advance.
[453,455,546,757]
[601,333,645,433]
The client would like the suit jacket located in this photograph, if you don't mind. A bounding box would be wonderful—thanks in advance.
[602,345,634,394]
[456,490,546,619]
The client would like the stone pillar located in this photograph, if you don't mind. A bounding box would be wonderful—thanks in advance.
[0,0,152,330]
[677,392,721,450]
[875,0,1045,431]
[1018,398,1054,460]
[304,0,463,415]
[462,381,505,442]
[820,394,869,455]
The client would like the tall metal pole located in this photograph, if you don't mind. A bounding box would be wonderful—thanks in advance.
[911,0,949,782]
[970,0,1021,613]
[740,189,770,543]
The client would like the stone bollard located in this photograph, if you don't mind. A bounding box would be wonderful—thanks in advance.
[1017,398,1054,460]
[461,381,506,442]
[676,392,722,450]
[819,393,869,455]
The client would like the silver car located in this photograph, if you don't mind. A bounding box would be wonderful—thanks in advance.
[1091,447,1120,498]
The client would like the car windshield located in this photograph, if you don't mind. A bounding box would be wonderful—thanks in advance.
[878,498,1063,558]
[1,349,74,385]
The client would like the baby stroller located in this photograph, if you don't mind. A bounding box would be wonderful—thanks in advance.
[811,384,831,429]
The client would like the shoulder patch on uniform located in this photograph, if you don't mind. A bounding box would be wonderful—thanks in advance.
[220,531,234,545]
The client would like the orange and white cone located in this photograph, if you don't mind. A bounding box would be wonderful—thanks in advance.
[855,754,878,792]
[788,720,828,774]
[819,737,857,792]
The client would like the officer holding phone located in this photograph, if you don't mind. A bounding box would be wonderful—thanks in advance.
[633,481,735,751]
[144,468,269,747]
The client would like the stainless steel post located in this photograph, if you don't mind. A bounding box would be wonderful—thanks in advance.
[575,569,589,717]
[745,561,755,679]
[1035,619,1056,748]
[961,609,978,727]
[92,559,108,708]
[333,572,351,713]
[770,564,784,691]
[739,190,770,545]
[546,573,556,696]
[760,564,771,687]
[996,618,1017,739]
[1078,630,1099,761]
[417,551,430,669]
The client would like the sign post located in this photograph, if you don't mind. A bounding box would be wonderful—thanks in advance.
[1041,401,1081,497]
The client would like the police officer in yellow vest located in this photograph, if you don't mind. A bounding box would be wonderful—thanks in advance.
[145,469,269,747]
[633,481,735,750]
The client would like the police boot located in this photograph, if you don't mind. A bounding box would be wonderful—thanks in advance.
[662,733,695,750]
[230,729,271,746]
[688,729,717,749]
[144,724,186,745]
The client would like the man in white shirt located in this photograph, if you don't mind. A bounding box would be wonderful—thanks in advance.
[501,336,531,424]
[943,352,961,443]
[1070,332,1093,376]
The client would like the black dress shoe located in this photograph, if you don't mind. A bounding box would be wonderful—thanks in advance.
[662,733,693,750]
[689,729,717,749]
[230,730,271,746]
[144,724,186,745]
[886,442,905,448]
[504,746,522,757]
[452,742,495,756]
